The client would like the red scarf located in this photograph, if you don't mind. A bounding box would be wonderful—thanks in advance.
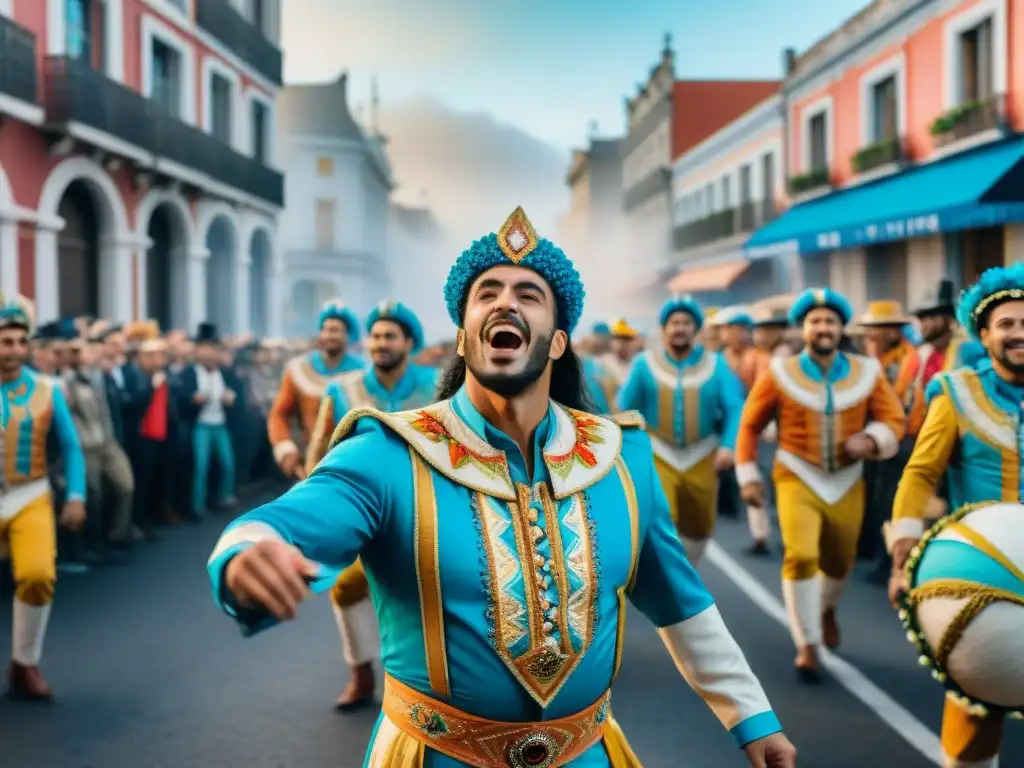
[140,380,169,441]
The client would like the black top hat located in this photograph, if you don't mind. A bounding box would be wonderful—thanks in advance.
[912,279,957,318]
[194,322,220,345]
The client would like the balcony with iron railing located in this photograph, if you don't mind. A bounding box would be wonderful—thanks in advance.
[43,56,283,207]
[196,0,282,86]
[930,93,1008,149]
[0,14,39,106]
[787,166,832,196]
[673,200,777,251]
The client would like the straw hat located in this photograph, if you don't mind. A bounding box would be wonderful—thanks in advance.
[857,300,912,327]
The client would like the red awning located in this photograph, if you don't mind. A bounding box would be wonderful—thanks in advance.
[667,260,749,294]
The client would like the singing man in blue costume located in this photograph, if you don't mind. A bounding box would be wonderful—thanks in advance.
[891,263,1024,768]
[616,295,746,565]
[1,295,87,701]
[305,300,439,712]
[207,207,795,767]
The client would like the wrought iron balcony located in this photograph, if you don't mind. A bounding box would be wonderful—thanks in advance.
[196,0,283,86]
[0,15,38,105]
[673,201,778,251]
[43,56,155,151]
[153,111,284,207]
[787,167,832,196]
[930,93,1008,148]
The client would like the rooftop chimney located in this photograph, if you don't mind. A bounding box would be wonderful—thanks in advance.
[783,47,798,76]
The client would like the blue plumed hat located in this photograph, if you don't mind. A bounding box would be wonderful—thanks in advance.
[0,293,34,333]
[789,288,854,326]
[592,321,611,336]
[957,262,1024,341]
[659,294,704,329]
[711,305,755,327]
[443,207,584,334]
[366,300,425,354]
[318,299,360,340]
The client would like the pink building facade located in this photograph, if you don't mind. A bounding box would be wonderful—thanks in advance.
[0,0,283,334]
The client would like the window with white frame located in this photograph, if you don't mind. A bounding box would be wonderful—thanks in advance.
[761,153,774,204]
[315,199,336,249]
[808,111,828,170]
[739,164,752,204]
[721,176,731,208]
[210,73,232,143]
[66,0,106,71]
[251,98,269,163]
[151,39,182,117]
[704,183,714,215]
[958,18,994,104]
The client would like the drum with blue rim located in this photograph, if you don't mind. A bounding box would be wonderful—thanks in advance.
[899,501,1024,719]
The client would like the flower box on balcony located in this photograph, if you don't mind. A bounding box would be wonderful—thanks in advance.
[930,96,1005,147]
[852,137,904,174]
[787,167,831,196]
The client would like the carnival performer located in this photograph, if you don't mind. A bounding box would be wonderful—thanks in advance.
[0,295,87,701]
[266,300,362,480]
[744,306,792,557]
[890,263,1024,768]
[913,279,986,389]
[207,207,795,767]
[735,288,905,680]
[305,300,438,711]
[714,306,758,391]
[616,295,745,565]
[857,301,925,584]
[584,318,639,414]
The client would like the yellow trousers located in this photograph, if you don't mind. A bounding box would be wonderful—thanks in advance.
[0,491,57,606]
[775,472,864,582]
[654,452,718,540]
[330,558,370,607]
[941,695,1003,764]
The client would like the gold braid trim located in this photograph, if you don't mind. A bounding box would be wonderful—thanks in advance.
[973,288,1024,319]
[909,579,1024,668]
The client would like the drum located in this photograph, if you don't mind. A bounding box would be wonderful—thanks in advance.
[899,501,1024,719]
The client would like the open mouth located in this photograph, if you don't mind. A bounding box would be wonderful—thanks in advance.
[487,324,525,351]
[1007,341,1024,351]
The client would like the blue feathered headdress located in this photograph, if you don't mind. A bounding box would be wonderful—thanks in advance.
[957,262,1024,341]
[592,321,611,336]
[366,300,425,354]
[659,294,704,329]
[711,305,755,327]
[443,207,584,334]
[318,299,359,340]
[789,288,853,326]
[0,293,34,333]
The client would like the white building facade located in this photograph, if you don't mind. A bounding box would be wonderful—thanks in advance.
[0,0,284,336]
[277,74,393,337]
[670,94,794,304]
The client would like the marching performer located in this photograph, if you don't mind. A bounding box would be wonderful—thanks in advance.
[266,300,363,481]
[617,295,745,564]
[714,306,758,391]
[584,318,639,414]
[305,300,438,711]
[1,295,87,701]
[208,207,795,767]
[913,279,985,388]
[858,301,925,583]
[735,288,905,680]
[890,263,1024,768]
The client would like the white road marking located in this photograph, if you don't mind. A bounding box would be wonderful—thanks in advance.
[705,540,944,766]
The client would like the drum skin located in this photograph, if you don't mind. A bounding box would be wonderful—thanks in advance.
[901,502,1024,714]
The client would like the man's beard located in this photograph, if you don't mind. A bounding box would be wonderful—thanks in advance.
[997,347,1024,375]
[466,333,553,398]
[923,321,950,343]
[373,351,405,373]
[668,337,691,355]
[809,337,836,356]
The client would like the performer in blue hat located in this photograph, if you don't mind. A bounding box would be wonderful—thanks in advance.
[617,295,745,565]
[208,207,793,767]
[266,299,363,480]
[891,262,1024,767]
[583,318,640,414]
[303,299,438,712]
[736,288,906,680]
[0,294,86,702]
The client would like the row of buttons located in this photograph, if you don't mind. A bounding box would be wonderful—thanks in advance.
[526,501,561,646]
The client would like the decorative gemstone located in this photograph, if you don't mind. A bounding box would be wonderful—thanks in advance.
[530,526,544,541]
[540,598,551,610]
[528,508,539,523]
[548,607,559,620]
[534,554,545,567]
[507,228,528,253]
[521,742,549,766]
[542,621,554,633]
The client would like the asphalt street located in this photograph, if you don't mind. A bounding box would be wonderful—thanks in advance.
[1,498,1021,768]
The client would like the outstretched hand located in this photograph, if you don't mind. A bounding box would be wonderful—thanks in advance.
[743,732,797,767]
[225,540,320,621]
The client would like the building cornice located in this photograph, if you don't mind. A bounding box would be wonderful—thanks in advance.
[672,96,782,179]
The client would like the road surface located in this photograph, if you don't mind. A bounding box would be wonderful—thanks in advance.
[1,500,1020,767]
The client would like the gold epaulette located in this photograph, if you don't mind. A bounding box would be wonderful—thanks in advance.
[609,410,645,429]
[326,406,385,451]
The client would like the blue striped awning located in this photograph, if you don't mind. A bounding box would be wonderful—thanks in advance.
[744,138,1024,258]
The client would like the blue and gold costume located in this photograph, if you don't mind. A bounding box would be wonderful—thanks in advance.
[617,296,745,564]
[0,295,85,685]
[209,207,781,767]
[893,263,1024,768]
[584,319,638,415]
[267,300,363,468]
[303,301,440,681]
